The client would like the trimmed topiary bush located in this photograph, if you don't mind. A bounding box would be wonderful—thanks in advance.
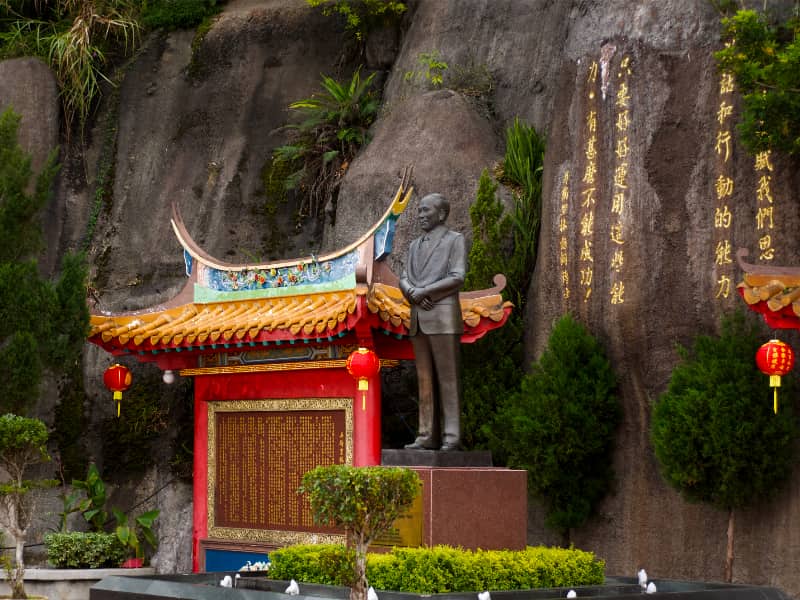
[299,465,420,600]
[0,413,56,598]
[45,532,127,568]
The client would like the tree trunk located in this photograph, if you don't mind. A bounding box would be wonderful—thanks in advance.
[12,535,27,599]
[724,508,734,583]
[350,543,367,600]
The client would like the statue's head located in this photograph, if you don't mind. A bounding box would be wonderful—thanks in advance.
[418,193,449,232]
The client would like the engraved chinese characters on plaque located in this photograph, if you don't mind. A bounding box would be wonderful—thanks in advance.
[215,409,346,532]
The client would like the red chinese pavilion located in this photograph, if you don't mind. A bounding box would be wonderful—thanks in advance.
[88,176,514,571]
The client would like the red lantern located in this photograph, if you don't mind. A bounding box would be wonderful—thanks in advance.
[346,348,380,410]
[755,339,795,414]
[103,364,132,418]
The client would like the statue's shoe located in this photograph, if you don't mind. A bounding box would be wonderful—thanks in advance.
[440,440,462,451]
[404,438,438,450]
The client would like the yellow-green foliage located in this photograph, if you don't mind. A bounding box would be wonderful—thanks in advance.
[306,0,406,41]
[368,546,604,592]
[269,544,605,592]
[714,9,800,155]
[267,543,355,587]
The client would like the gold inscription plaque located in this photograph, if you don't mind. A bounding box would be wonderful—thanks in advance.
[372,482,423,548]
[208,398,352,543]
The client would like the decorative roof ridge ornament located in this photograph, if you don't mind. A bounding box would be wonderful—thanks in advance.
[88,165,514,355]
[171,166,414,273]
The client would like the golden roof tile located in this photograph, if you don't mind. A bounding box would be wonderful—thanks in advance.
[366,283,512,331]
[91,283,513,353]
[90,291,359,350]
[736,248,800,326]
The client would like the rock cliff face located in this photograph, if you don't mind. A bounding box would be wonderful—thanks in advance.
[3,0,800,592]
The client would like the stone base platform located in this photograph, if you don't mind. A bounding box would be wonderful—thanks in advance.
[376,455,527,551]
[381,448,493,467]
[1,567,155,600]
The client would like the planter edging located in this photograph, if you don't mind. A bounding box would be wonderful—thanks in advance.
[25,567,156,580]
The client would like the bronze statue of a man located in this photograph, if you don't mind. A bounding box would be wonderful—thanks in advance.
[400,193,466,451]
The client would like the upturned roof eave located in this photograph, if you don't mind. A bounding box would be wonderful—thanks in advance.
[737,247,800,330]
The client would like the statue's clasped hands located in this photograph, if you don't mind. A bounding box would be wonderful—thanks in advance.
[408,287,434,310]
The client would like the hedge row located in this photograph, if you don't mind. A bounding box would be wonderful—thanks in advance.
[268,545,604,593]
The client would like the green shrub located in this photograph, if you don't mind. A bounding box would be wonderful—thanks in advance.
[270,544,604,592]
[491,315,620,543]
[651,310,798,581]
[367,546,482,593]
[141,0,222,31]
[267,544,355,587]
[367,546,604,592]
[299,465,419,600]
[45,532,127,568]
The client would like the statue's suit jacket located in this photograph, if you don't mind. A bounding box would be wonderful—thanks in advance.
[400,225,466,336]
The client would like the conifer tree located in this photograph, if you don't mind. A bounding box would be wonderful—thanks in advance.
[0,107,88,415]
[493,314,620,544]
[461,169,522,450]
[461,122,544,451]
[651,310,797,582]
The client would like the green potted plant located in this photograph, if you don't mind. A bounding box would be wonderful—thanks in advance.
[112,508,159,568]
[73,463,109,531]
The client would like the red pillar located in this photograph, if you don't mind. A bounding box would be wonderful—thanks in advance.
[352,370,381,466]
[352,297,381,466]
[192,394,208,573]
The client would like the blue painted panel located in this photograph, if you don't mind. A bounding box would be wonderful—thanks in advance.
[196,250,359,295]
[374,216,398,261]
[205,548,269,572]
[184,249,193,276]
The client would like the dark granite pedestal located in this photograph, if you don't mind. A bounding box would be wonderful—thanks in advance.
[379,448,526,551]
[381,448,493,467]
